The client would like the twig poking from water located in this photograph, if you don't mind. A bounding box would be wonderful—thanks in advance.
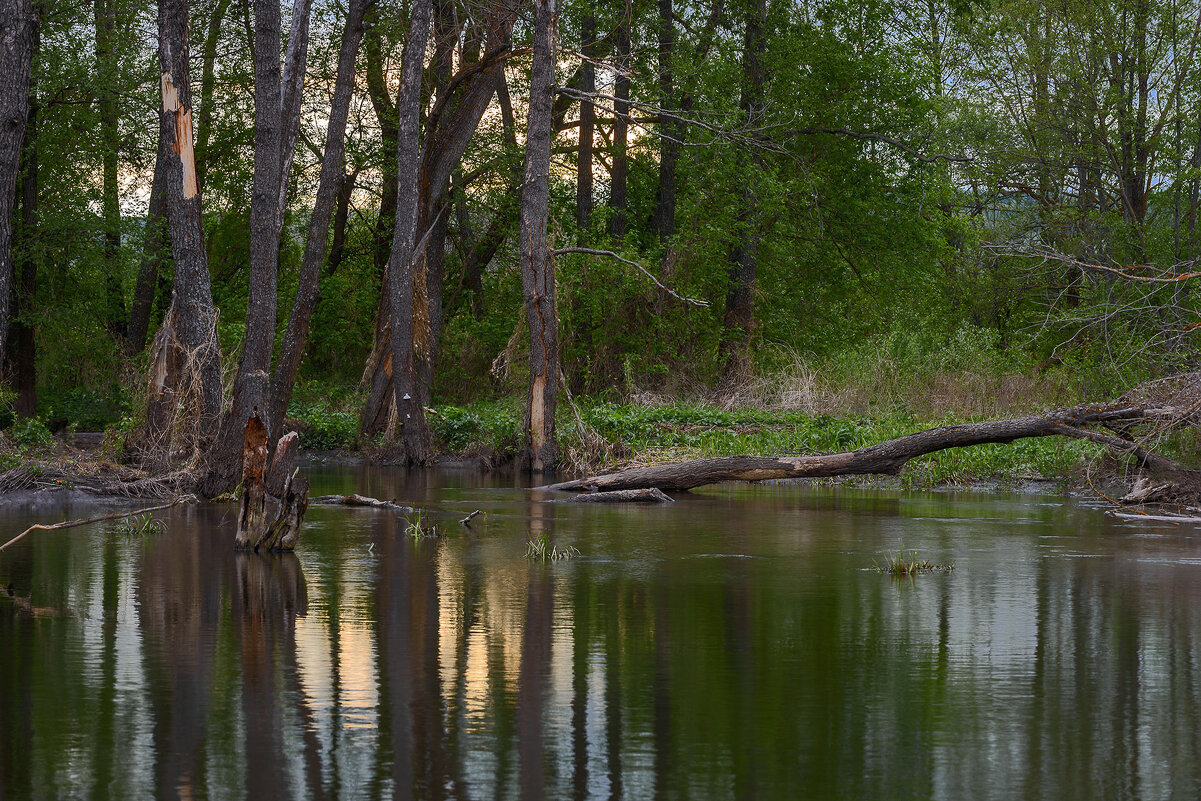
[459,510,482,526]
[0,496,197,553]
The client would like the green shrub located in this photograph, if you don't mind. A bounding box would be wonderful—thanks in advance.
[12,416,54,447]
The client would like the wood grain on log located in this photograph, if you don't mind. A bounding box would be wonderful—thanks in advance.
[310,494,414,512]
[540,405,1193,493]
[560,488,674,503]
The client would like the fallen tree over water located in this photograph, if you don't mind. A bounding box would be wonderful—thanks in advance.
[541,397,1201,496]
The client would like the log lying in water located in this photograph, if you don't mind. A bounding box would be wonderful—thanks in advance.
[540,404,1196,493]
[236,411,309,552]
[309,494,414,512]
[559,488,674,504]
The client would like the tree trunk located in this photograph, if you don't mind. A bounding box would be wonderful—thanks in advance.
[364,7,398,282]
[195,0,231,192]
[94,0,125,340]
[142,0,224,465]
[519,0,558,472]
[235,410,308,552]
[653,0,677,246]
[267,0,366,444]
[0,0,34,369]
[385,0,434,462]
[541,405,1192,492]
[607,0,630,241]
[576,8,595,230]
[719,0,765,379]
[326,168,354,276]
[9,16,36,418]
[274,0,312,237]
[127,148,168,356]
[203,0,286,495]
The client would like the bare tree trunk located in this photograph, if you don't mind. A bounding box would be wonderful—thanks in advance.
[195,0,231,192]
[274,0,312,236]
[202,0,287,495]
[607,0,630,242]
[142,0,224,463]
[326,168,354,276]
[519,0,558,472]
[719,0,765,379]
[385,0,434,462]
[94,0,125,339]
[653,0,677,247]
[0,0,35,369]
[127,148,168,356]
[576,7,595,230]
[9,16,36,418]
[364,8,397,282]
[268,0,366,444]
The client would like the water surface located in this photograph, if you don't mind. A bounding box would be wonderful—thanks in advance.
[2,467,1201,800]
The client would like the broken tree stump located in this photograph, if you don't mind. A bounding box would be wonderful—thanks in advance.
[236,410,309,552]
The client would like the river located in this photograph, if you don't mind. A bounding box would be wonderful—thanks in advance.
[2,466,1200,799]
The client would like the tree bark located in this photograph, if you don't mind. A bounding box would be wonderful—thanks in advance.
[653,0,676,246]
[127,148,168,356]
[385,0,434,462]
[267,0,366,443]
[0,0,34,369]
[9,15,36,418]
[141,0,224,465]
[203,0,286,495]
[235,410,308,552]
[575,8,595,230]
[274,0,312,237]
[94,0,125,340]
[195,0,231,192]
[541,405,1193,492]
[607,0,630,241]
[364,7,398,282]
[519,0,558,472]
[719,0,765,379]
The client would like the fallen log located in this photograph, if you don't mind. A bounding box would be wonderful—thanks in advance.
[309,494,414,512]
[559,488,674,504]
[539,403,1197,493]
[0,496,196,553]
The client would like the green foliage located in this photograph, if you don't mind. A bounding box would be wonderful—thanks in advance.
[11,417,54,448]
[39,387,126,431]
[430,402,522,454]
[111,513,167,536]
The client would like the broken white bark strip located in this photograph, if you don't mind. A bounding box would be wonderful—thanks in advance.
[0,496,196,553]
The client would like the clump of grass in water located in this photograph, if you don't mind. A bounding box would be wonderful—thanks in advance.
[875,542,953,576]
[525,533,579,561]
[112,513,167,536]
[405,511,443,539]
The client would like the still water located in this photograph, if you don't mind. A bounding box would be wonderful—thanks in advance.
[2,467,1201,800]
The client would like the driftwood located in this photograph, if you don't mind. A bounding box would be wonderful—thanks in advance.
[540,403,1197,493]
[559,488,674,504]
[236,411,309,552]
[0,496,196,553]
[310,494,414,512]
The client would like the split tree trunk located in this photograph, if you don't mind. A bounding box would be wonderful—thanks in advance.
[267,0,367,443]
[141,0,224,464]
[0,0,35,368]
[236,411,309,552]
[385,0,434,462]
[519,0,558,472]
[127,148,168,356]
[541,405,1194,492]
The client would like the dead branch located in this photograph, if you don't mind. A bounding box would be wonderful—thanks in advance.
[553,247,709,306]
[310,494,415,512]
[0,496,197,553]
